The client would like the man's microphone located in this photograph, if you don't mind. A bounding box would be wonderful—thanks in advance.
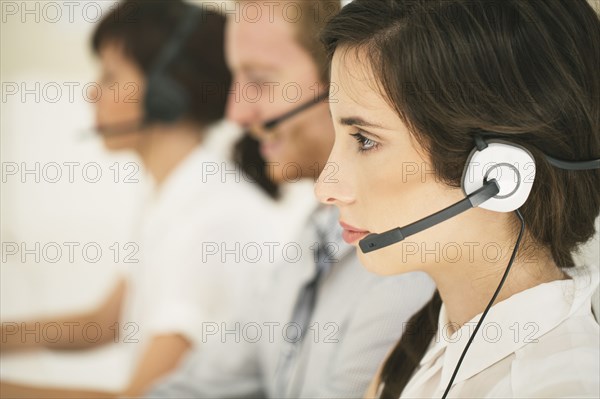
[260,92,329,131]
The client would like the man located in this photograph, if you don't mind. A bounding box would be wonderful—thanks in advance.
[0,2,312,397]
[148,1,435,397]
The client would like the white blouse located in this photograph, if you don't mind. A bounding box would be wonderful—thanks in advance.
[120,121,316,354]
[386,266,599,398]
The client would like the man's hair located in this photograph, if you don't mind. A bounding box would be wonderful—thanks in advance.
[293,1,342,83]
[232,1,342,200]
[236,0,341,83]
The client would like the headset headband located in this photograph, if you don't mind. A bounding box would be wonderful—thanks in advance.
[149,5,201,78]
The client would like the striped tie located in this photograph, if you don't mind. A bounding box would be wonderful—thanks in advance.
[273,207,342,396]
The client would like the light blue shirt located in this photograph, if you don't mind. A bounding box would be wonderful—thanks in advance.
[148,206,436,398]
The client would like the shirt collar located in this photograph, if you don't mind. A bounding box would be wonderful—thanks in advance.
[142,124,237,230]
[310,205,354,265]
[420,266,599,389]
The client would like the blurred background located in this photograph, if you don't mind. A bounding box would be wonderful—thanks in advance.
[1,0,152,390]
[1,0,143,313]
[1,0,598,391]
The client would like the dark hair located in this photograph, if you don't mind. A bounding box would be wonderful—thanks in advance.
[232,0,341,199]
[322,0,600,396]
[92,0,231,127]
[233,135,281,200]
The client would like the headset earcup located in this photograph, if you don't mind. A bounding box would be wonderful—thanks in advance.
[462,142,536,212]
[144,74,189,123]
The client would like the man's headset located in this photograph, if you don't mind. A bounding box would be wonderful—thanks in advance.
[245,92,329,134]
[262,92,329,131]
[94,5,201,137]
[357,134,599,398]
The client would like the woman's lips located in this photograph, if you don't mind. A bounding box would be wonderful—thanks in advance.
[339,221,370,244]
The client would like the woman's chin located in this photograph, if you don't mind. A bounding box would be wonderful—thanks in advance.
[356,250,408,276]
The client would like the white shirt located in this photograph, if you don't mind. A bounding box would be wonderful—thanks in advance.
[121,121,315,353]
[148,206,437,398]
[396,266,600,398]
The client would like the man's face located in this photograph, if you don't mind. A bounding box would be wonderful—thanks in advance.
[225,8,335,183]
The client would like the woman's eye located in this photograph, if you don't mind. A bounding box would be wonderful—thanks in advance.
[350,132,379,153]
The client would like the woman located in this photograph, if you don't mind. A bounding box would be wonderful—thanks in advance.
[1,1,303,397]
[316,0,600,397]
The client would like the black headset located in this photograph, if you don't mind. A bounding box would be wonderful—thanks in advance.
[143,4,200,124]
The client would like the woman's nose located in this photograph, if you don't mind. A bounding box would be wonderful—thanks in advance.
[314,153,355,207]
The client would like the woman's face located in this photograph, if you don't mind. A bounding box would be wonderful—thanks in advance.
[315,48,488,276]
[93,43,146,150]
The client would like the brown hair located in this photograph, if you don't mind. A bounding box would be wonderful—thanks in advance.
[322,0,600,396]
[92,0,231,127]
[233,0,341,199]
[292,0,342,83]
[235,0,341,84]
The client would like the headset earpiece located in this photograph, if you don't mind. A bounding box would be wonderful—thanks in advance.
[144,73,189,123]
[142,4,200,125]
[462,140,536,213]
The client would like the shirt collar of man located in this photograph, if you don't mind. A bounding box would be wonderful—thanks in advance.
[419,265,599,390]
[310,205,354,266]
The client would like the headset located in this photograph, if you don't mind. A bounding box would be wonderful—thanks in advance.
[261,92,329,131]
[357,134,600,398]
[94,4,201,137]
[360,137,600,253]
[238,92,329,135]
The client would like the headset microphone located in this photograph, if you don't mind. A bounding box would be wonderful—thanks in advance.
[79,120,145,140]
[359,137,600,255]
[359,137,536,253]
[91,120,146,137]
[359,179,500,253]
[260,92,329,131]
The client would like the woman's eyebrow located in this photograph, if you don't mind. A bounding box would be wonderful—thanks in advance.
[340,116,385,129]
